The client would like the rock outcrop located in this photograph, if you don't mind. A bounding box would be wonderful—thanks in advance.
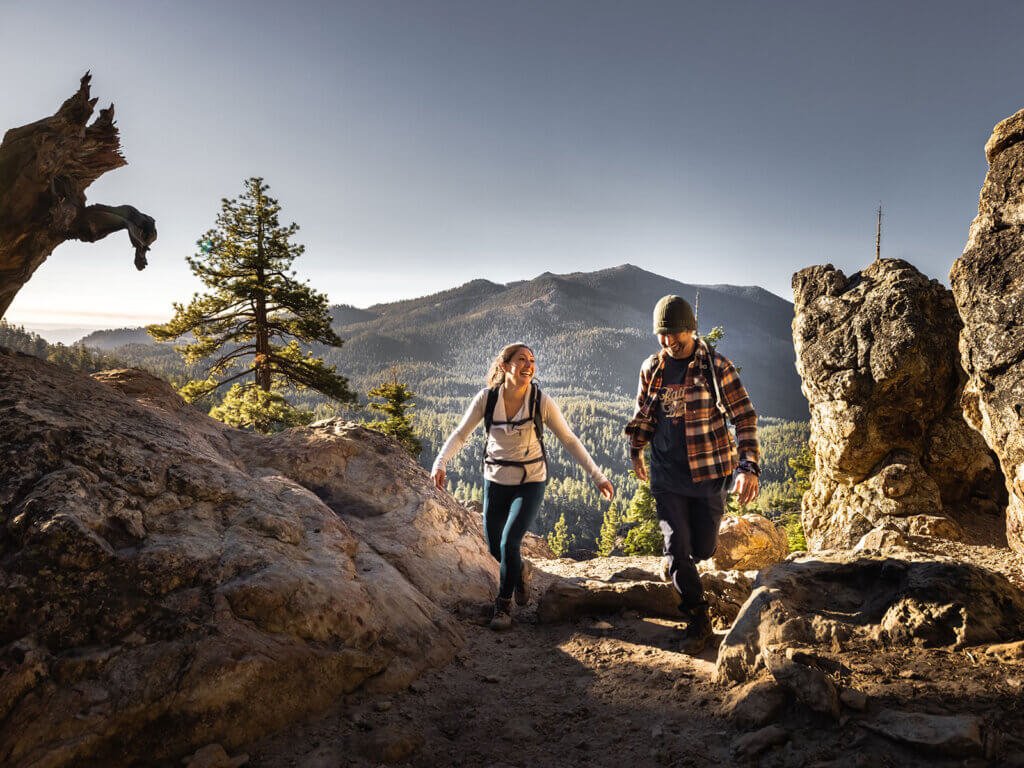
[950,107,1024,555]
[792,258,1004,550]
[531,556,754,630]
[715,551,1024,686]
[0,351,497,768]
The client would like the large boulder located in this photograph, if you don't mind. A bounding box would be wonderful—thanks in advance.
[715,551,1024,685]
[712,514,789,570]
[0,352,496,768]
[950,107,1024,554]
[791,259,1004,550]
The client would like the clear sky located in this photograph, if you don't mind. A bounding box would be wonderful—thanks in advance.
[3,0,1023,330]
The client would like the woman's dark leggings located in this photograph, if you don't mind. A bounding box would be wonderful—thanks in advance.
[654,490,726,610]
[482,480,547,600]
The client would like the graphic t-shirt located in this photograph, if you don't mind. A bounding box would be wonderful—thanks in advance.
[649,353,730,498]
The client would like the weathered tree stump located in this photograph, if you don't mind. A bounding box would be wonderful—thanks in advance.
[0,72,156,318]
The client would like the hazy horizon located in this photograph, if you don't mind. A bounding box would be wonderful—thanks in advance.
[4,1,1023,330]
[5,262,790,344]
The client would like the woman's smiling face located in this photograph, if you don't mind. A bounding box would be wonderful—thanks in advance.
[503,347,536,387]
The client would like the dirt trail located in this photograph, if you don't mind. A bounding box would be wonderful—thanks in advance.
[245,555,1024,768]
[249,612,746,768]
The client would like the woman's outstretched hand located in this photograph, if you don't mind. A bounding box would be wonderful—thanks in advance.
[597,479,614,501]
[431,468,446,490]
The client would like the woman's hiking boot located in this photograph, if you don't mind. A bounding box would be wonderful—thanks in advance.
[514,560,533,606]
[678,603,712,655]
[489,597,513,630]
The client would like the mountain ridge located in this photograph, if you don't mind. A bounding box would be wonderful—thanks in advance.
[80,263,806,418]
[320,263,805,418]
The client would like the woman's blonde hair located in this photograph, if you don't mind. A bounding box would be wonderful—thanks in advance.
[486,342,534,386]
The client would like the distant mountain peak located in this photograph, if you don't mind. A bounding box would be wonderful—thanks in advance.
[462,278,502,289]
[608,263,646,273]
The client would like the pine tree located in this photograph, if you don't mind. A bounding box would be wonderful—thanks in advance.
[547,512,572,557]
[622,471,663,556]
[703,325,742,372]
[367,372,422,456]
[725,491,743,517]
[780,442,813,551]
[789,442,814,488]
[148,177,356,431]
[0,320,53,361]
[209,383,314,433]
[596,500,623,557]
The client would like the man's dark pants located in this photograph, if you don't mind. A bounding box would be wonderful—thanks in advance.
[654,490,726,609]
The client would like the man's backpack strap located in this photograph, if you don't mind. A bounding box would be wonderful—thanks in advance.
[699,339,728,417]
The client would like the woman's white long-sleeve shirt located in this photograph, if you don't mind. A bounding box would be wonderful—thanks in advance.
[432,386,608,487]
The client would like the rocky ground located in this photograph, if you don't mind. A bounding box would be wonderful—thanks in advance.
[244,556,1024,768]
[911,523,1024,592]
[7,351,1024,768]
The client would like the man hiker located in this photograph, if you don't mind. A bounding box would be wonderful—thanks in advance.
[625,295,760,653]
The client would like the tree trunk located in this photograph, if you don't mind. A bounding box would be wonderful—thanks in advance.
[0,72,157,319]
[254,186,271,391]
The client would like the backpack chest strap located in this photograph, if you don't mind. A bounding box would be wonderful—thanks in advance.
[482,382,547,483]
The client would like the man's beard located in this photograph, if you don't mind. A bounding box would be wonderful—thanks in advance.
[663,342,685,357]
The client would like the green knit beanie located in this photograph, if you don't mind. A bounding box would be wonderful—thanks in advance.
[652,295,697,334]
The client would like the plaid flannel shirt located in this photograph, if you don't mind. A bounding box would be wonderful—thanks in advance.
[624,341,760,482]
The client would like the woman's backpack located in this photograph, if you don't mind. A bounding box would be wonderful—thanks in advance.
[482,382,547,483]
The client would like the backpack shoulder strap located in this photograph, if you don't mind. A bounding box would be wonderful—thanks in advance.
[531,383,544,442]
[483,385,501,433]
[643,353,665,402]
[700,340,728,416]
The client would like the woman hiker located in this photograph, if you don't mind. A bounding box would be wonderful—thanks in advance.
[431,342,615,629]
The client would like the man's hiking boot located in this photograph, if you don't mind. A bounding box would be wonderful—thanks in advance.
[678,603,712,655]
[515,560,533,606]
[489,597,513,630]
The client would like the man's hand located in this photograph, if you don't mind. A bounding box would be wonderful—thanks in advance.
[431,468,446,490]
[734,471,759,505]
[597,479,615,501]
[631,454,648,483]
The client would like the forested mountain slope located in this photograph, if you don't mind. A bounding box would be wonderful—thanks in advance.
[324,263,805,419]
[81,263,805,416]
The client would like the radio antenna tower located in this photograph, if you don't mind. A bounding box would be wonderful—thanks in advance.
[875,204,883,262]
